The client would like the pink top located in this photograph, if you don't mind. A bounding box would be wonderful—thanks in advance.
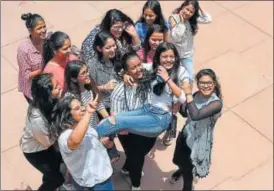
[43,55,78,91]
[136,48,155,63]
[17,37,44,99]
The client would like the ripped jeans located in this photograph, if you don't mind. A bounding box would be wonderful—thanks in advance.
[96,104,172,138]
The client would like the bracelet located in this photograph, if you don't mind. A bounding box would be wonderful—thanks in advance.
[165,77,171,83]
[185,93,192,96]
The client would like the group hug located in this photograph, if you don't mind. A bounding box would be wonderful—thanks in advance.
[17,0,223,190]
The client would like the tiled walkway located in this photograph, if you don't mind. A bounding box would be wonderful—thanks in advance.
[1,1,273,190]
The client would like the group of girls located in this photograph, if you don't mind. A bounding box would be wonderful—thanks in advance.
[17,0,223,191]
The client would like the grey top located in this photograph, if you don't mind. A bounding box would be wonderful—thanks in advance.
[87,56,118,108]
[20,108,55,153]
[182,92,222,178]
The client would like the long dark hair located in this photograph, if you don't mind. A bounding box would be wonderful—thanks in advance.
[195,69,223,100]
[152,42,180,95]
[100,9,134,45]
[92,31,116,61]
[116,51,152,103]
[143,24,164,63]
[21,13,44,31]
[51,95,78,137]
[65,60,99,102]
[43,31,70,65]
[173,0,200,35]
[28,73,58,137]
[136,0,168,32]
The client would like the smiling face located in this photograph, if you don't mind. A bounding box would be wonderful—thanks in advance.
[149,32,164,51]
[197,75,215,97]
[77,65,90,85]
[70,99,85,122]
[30,19,47,40]
[159,49,175,70]
[98,37,117,59]
[143,8,157,26]
[180,4,195,21]
[110,21,125,39]
[55,38,72,60]
[126,56,143,80]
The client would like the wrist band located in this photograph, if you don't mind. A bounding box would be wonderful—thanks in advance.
[165,77,171,83]
[185,93,192,96]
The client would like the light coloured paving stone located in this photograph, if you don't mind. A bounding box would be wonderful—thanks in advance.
[194,12,269,66]
[18,1,101,30]
[157,1,182,18]
[196,51,271,108]
[232,85,273,142]
[233,1,273,37]
[1,154,31,190]
[1,89,28,151]
[214,157,273,190]
[1,57,18,94]
[214,1,251,10]
[119,2,148,22]
[0,1,55,47]
[1,41,20,70]
[1,146,42,190]
[88,1,138,15]
[212,111,273,180]
[240,39,273,82]
[198,1,229,19]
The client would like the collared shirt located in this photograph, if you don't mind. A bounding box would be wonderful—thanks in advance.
[111,82,151,113]
[17,37,44,99]
[58,128,113,187]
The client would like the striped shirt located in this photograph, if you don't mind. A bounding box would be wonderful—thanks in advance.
[17,36,44,99]
[111,82,151,113]
[65,90,105,129]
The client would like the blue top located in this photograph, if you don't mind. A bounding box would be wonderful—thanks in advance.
[135,21,170,44]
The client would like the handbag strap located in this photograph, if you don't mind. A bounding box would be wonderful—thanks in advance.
[124,84,130,111]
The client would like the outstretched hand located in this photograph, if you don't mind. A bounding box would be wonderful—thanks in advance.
[86,93,99,113]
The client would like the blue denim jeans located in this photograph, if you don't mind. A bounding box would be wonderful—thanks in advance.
[96,104,172,138]
[181,57,193,82]
[72,177,113,191]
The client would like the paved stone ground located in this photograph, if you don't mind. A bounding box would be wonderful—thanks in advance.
[1,1,273,190]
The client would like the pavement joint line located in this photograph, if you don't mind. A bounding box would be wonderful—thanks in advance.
[1,144,19,154]
[1,86,18,95]
[239,37,271,54]
[228,83,273,111]
[2,55,18,71]
[215,1,273,39]
[230,109,273,144]
[232,156,273,181]
[209,176,232,190]
[197,49,232,67]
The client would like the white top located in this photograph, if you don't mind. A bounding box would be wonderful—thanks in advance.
[150,65,190,111]
[20,108,55,153]
[169,13,212,58]
[58,128,113,187]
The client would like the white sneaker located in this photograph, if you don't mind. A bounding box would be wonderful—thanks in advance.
[120,168,129,175]
[131,186,141,190]
[121,169,144,177]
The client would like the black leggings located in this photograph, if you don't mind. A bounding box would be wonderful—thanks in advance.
[118,133,156,187]
[173,132,194,191]
[23,145,64,191]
